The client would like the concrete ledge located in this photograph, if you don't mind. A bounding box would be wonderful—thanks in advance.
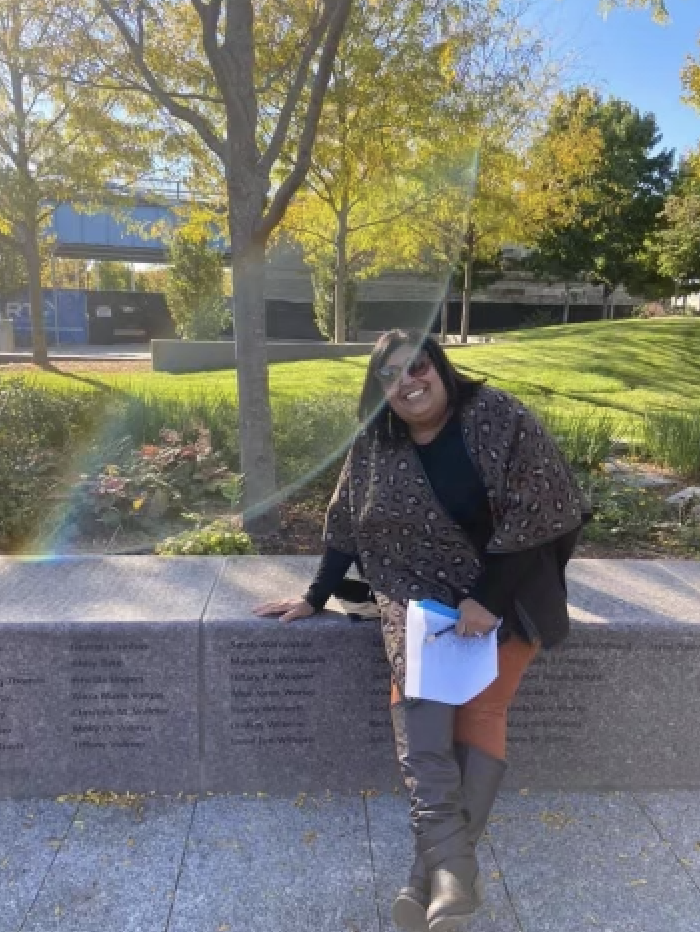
[151,339,235,372]
[0,556,699,798]
[151,340,373,372]
[0,319,14,352]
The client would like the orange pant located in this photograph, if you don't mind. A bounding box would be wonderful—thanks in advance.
[390,635,538,761]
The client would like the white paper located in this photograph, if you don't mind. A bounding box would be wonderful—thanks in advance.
[404,600,499,705]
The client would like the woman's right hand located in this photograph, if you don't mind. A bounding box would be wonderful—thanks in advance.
[253,598,316,623]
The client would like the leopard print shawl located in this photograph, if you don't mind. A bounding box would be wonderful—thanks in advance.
[323,386,588,687]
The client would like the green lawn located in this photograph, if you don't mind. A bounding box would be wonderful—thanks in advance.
[6,318,699,435]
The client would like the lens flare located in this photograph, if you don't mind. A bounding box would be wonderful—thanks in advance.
[11,146,480,553]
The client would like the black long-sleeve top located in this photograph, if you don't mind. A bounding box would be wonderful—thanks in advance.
[304,413,541,619]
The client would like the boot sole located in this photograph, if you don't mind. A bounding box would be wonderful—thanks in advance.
[427,918,474,932]
[426,876,485,932]
[392,894,430,932]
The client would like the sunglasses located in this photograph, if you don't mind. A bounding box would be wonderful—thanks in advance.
[375,352,432,386]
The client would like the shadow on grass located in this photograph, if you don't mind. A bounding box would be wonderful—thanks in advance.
[38,362,126,396]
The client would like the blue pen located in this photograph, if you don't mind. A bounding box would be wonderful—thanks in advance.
[416,599,460,643]
[425,624,457,642]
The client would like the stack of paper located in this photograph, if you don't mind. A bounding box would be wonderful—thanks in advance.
[404,599,499,704]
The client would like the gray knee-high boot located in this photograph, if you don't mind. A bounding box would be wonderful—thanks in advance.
[450,743,507,911]
[390,702,473,932]
[392,742,507,932]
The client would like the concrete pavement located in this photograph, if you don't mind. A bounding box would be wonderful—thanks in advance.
[3,788,700,932]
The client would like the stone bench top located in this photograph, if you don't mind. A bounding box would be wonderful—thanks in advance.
[1,556,699,629]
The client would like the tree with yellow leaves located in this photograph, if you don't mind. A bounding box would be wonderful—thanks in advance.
[66,0,352,532]
[0,0,153,362]
[281,0,566,342]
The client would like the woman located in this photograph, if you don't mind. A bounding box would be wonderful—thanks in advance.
[256,329,588,932]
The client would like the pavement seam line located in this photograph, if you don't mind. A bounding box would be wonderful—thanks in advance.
[163,797,198,932]
[16,800,81,932]
[362,793,385,932]
[631,791,700,898]
[485,826,526,932]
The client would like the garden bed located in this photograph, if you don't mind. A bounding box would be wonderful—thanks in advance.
[42,463,700,562]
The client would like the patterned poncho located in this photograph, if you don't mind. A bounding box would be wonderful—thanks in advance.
[323,386,588,687]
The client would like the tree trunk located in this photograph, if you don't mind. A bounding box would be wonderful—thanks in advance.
[232,236,279,535]
[459,224,475,344]
[439,296,448,343]
[25,227,47,364]
[334,201,349,344]
[11,57,46,364]
[562,283,571,324]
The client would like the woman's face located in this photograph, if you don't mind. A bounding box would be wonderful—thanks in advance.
[378,344,450,427]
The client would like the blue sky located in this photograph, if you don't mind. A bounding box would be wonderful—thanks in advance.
[532,0,700,159]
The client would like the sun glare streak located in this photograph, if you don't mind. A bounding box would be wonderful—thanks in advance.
[240,145,481,528]
[17,146,480,551]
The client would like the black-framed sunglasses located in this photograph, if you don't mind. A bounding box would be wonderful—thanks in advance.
[374,351,432,386]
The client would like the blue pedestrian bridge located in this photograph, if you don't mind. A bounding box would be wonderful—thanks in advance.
[50,184,227,262]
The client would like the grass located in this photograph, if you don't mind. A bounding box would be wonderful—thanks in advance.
[4,317,700,555]
[4,317,700,455]
[455,318,700,428]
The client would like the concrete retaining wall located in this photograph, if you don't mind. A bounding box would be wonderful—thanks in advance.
[151,340,374,373]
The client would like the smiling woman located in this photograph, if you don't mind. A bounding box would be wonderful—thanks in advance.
[371,347,452,444]
[255,328,590,932]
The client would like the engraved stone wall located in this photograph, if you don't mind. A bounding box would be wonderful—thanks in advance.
[0,556,699,798]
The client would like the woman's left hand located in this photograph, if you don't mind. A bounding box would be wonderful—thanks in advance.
[456,598,498,637]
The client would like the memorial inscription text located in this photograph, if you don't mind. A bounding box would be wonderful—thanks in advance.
[508,638,700,744]
[68,639,169,752]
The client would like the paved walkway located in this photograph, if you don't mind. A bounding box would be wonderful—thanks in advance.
[3,789,700,932]
[0,344,151,362]
[0,335,496,365]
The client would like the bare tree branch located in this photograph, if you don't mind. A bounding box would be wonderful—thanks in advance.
[26,100,72,157]
[282,223,335,246]
[305,165,340,211]
[0,134,18,166]
[255,35,311,97]
[259,5,333,176]
[191,0,223,30]
[347,191,440,235]
[96,0,227,163]
[29,64,224,104]
[192,0,255,147]
[260,0,352,240]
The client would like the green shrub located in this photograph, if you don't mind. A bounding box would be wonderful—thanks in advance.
[0,377,99,447]
[581,478,664,543]
[156,518,254,555]
[0,380,102,548]
[272,396,355,489]
[541,408,618,470]
[66,426,242,537]
[86,388,240,470]
[519,308,557,329]
[580,473,700,555]
[165,233,231,340]
[641,411,700,478]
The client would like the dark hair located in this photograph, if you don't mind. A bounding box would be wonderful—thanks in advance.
[357,329,485,440]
